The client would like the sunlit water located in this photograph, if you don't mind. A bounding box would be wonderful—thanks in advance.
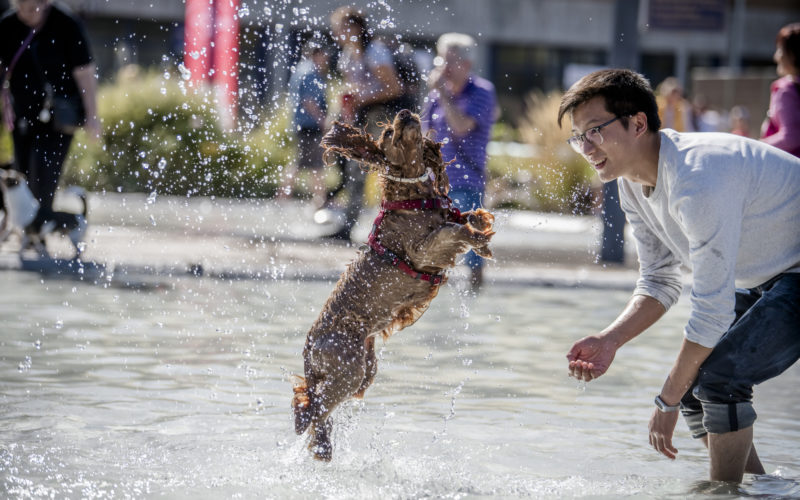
[1,271,798,499]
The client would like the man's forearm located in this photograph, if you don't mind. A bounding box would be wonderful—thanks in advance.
[440,97,475,136]
[72,63,97,120]
[660,338,713,405]
[602,294,666,347]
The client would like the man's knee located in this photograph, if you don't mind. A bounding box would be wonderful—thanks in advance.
[692,381,757,435]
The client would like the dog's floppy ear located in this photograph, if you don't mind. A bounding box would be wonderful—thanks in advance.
[321,121,392,169]
[423,136,451,196]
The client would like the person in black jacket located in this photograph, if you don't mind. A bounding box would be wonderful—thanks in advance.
[0,0,98,241]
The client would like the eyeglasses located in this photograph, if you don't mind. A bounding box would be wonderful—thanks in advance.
[566,116,622,153]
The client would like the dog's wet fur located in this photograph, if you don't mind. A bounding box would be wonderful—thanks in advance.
[292,110,495,460]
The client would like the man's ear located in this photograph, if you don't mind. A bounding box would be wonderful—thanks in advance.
[633,112,649,137]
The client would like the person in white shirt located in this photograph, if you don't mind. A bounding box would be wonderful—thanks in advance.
[558,68,800,483]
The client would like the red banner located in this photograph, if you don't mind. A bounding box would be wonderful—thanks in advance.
[183,0,213,84]
[213,0,239,127]
[184,0,239,127]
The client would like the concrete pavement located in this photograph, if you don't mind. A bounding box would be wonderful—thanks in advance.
[1,191,642,289]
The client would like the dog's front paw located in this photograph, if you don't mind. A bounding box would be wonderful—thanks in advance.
[462,208,495,232]
[473,244,493,259]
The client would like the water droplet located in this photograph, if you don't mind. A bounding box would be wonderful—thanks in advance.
[178,63,191,80]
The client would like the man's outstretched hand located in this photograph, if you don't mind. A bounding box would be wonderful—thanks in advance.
[566,335,617,382]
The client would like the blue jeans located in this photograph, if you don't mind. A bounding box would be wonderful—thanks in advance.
[680,273,800,438]
[448,187,484,271]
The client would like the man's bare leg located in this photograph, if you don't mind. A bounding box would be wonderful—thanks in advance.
[708,427,762,482]
[744,442,765,475]
[701,431,764,476]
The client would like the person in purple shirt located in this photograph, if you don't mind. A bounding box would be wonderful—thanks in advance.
[760,22,800,157]
[422,33,496,290]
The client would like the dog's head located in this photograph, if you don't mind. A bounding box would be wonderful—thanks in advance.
[321,110,450,198]
[377,109,424,174]
[0,166,40,228]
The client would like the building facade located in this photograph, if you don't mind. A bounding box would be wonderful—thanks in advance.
[25,0,800,121]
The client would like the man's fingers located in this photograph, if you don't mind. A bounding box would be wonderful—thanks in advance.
[568,360,596,382]
[651,434,678,460]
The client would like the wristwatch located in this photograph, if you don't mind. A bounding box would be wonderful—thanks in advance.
[654,395,680,413]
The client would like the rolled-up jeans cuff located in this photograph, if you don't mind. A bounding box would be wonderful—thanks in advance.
[681,409,707,439]
[701,402,757,435]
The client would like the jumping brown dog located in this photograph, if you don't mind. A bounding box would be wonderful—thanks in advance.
[292,109,495,460]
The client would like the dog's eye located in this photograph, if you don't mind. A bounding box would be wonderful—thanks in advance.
[383,129,393,139]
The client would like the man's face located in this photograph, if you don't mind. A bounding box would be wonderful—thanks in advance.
[16,0,48,28]
[332,21,359,49]
[569,96,632,184]
[438,48,471,85]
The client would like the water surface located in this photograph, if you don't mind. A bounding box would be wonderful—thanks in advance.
[1,271,798,498]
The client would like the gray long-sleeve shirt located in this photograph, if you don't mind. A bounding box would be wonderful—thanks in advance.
[619,129,800,348]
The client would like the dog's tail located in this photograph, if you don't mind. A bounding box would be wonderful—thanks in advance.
[291,374,313,435]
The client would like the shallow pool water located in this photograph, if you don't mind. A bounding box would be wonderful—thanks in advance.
[1,271,798,499]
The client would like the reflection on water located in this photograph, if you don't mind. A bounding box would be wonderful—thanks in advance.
[1,271,798,498]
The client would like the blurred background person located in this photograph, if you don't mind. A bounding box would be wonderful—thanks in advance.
[279,44,329,207]
[0,0,98,247]
[760,22,800,157]
[422,33,496,290]
[729,105,752,137]
[324,5,404,242]
[691,94,722,132]
[656,76,694,132]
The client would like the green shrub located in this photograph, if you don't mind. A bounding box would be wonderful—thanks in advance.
[0,126,11,166]
[64,67,291,198]
[487,90,598,214]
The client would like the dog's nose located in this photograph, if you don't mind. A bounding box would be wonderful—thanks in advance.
[397,109,416,124]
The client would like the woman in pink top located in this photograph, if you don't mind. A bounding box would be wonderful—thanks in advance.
[761,23,800,157]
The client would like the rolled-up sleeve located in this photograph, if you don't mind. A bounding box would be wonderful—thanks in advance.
[621,190,684,310]
[672,178,743,348]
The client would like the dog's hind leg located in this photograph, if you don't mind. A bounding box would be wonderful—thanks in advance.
[304,333,366,461]
[353,335,377,399]
[291,375,313,434]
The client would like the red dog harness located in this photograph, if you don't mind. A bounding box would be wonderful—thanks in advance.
[367,197,461,286]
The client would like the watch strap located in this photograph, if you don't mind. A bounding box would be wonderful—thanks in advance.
[654,395,680,412]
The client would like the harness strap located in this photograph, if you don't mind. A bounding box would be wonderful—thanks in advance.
[367,237,444,285]
[368,196,461,286]
[380,196,462,222]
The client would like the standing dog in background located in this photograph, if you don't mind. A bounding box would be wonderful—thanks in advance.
[0,165,39,246]
[0,165,88,259]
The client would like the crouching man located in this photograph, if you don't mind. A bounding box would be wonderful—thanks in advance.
[559,69,800,482]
